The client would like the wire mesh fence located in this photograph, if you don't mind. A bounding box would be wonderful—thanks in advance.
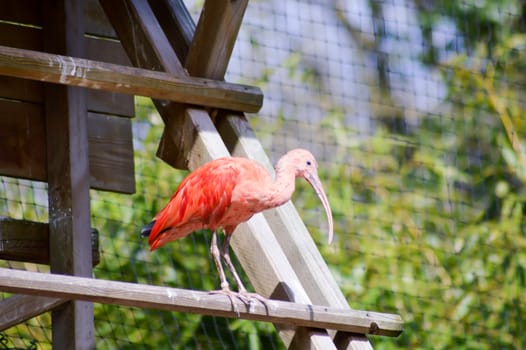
[1,0,526,349]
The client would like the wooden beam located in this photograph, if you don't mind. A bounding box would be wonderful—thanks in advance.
[0,45,263,113]
[42,1,94,347]
[0,268,403,337]
[173,1,380,346]
[99,0,194,169]
[217,114,377,349]
[149,0,195,61]
[0,217,100,265]
[0,20,134,118]
[185,0,249,79]
[0,295,65,331]
[154,2,375,348]
[154,0,250,168]
[167,109,333,349]
[169,2,344,348]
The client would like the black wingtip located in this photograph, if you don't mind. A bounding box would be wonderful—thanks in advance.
[141,220,155,238]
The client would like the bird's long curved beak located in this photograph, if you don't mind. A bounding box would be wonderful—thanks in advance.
[305,171,334,244]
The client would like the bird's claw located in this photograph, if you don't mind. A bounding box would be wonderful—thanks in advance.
[209,289,268,316]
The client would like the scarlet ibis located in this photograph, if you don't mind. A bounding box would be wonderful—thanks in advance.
[141,148,333,304]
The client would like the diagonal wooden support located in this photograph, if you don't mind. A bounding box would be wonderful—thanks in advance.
[165,108,341,349]
[99,1,400,348]
[218,114,376,349]
[152,1,382,348]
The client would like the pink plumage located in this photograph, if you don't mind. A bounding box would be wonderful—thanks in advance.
[141,148,333,301]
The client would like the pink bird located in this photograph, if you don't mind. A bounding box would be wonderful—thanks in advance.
[141,148,334,303]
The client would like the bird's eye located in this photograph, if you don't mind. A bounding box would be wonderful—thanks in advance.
[306,160,312,166]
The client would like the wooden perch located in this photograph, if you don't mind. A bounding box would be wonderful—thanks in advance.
[0,267,403,337]
[0,45,262,113]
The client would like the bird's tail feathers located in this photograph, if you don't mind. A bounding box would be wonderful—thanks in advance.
[141,220,156,238]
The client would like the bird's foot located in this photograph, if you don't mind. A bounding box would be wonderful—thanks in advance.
[209,288,268,316]
[238,291,270,313]
[209,288,244,316]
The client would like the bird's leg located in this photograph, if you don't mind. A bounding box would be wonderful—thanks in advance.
[219,233,247,293]
[210,230,230,291]
[220,234,268,307]
[209,230,241,314]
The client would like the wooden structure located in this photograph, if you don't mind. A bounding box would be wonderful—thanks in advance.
[0,1,403,349]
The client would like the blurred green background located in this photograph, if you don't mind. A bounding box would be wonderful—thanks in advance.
[1,0,526,349]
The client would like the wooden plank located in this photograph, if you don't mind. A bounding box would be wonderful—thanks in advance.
[169,109,333,349]
[100,0,193,169]
[0,45,263,113]
[155,0,250,168]
[87,112,135,193]
[84,0,118,38]
[0,0,117,39]
[149,0,195,61]
[0,76,43,102]
[0,21,134,117]
[0,0,41,28]
[170,2,340,348]
[168,2,379,345]
[217,114,377,349]
[0,99,47,181]
[0,21,43,51]
[99,0,186,75]
[0,217,100,265]
[0,99,135,193]
[0,74,133,119]
[185,0,249,79]
[151,2,357,348]
[0,267,404,337]
[84,35,134,117]
[100,2,349,347]
[42,1,94,347]
[0,218,49,264]
[0,295,65,332]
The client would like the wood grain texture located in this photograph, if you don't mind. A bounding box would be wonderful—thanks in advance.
[0,267,403,337]
[217,113,382,349]
[0,294,65,332]
[149,0,195,61]
[176,109,341,349]
[42,1,94,347]
[87,112,135,193]
[99,0,185,75]
[155,0,249,168]
[99,0,195,169]
[0,0,116,38]
[0,100,135,194]
[185,0,249,79]
[0,217,100,265]
[0,17,134,117]
[0,45,262,113]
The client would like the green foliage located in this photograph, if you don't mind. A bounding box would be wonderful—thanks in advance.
[2,3,526,349]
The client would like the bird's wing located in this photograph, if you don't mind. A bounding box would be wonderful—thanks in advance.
[149,159,241,242]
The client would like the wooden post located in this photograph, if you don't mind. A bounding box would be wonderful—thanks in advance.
[42,0,94,348]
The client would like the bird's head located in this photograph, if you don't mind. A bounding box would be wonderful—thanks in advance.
[286,149,334,244]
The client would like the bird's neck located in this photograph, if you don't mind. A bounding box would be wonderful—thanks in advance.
[264,158,297,208]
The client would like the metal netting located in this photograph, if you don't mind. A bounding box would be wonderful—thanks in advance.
[2,0,526,349]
